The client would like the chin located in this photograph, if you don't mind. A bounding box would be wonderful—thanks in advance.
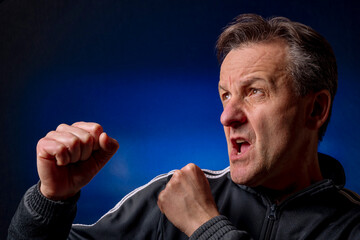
[229,165,263,187]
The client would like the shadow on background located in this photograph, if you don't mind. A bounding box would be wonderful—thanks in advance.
[1,0,359,238]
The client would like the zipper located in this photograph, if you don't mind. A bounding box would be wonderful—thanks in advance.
[263,204,277,240]
[260,180,333,239]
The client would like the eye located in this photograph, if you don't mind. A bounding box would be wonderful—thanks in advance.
[222,92,231,101]
[249,88,263,96]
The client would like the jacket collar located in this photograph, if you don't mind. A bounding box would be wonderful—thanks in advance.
[318,152,346,187]
[233,153,346,204]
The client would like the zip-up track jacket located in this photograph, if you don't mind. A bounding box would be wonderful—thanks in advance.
[8,154,360,239]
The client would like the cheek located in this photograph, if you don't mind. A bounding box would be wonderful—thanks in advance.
[252,109,290,147]
[223,126,230,140]
[256,106,301,153]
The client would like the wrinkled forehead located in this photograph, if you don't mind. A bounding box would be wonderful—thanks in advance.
[219,41,291,87]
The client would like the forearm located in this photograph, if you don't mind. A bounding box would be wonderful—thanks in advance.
[189,215,253,240]
[8,183,79,240]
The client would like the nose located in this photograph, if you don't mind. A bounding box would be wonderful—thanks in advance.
[220,100,247,127]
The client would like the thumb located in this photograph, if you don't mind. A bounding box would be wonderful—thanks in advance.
[92,132,119,167]
[99,132,119,154]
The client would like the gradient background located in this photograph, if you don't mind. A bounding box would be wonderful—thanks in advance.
[1,0,359,238]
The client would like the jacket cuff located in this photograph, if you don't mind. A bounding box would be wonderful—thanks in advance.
[189,215,238,239]
[25,183,80,221]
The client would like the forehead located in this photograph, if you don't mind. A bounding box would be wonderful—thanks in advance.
[219,41,289,86]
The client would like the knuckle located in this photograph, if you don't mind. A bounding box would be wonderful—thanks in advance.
[173,170,182,178]
[45,130,56,137]
[170,172,181,185]
[157,195,164,210]
[72,121,86,125]
[37,137,53,149]
[37,137,46,146]
[158,190,164,201]
[67,134,80,149]
[36,138,47,152]
[73,121,85,125]
[183,163,196,173]
[187,163,196,170]
[166,181,173,189]
[91,123,103,135]
[55,143,67,154]
[56,123,68,131]
[83,132,94,145]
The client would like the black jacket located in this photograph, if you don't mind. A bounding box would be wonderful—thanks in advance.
[8,154,360,239]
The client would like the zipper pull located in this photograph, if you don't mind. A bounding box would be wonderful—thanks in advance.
[268,204,277,220]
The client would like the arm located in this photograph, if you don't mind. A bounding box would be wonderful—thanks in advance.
[157,163,253,240]
[189,216,253,240]
[8,122,119,239]
[8,184,79,240]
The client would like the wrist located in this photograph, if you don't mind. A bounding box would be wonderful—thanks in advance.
[39,182,78,201]
[189,215,236,240]
[185,211,220,237]
[23,183,80,221]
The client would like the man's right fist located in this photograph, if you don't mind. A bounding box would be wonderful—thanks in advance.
[36,122,119,201]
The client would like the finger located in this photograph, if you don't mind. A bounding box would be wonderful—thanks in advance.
[166,170,182,188]
[93,132,119,167]
[180,163,201,184]
[45,131,81,164]
[182,163,207,182]
[171,170,182,180]
[158,170,181,213]
[79,132,119,175]
[99,132,118,151]
[181,163,201,174]
[71,122,103,150]
[56,123,95,160]
[157,188,168,213]
[69,132,118,183]
[180,163,212,197]
[37,137,71,166]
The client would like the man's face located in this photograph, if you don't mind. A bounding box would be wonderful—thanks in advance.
[219,41,314,188]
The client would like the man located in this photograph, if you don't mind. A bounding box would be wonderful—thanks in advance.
[8,14,360,239]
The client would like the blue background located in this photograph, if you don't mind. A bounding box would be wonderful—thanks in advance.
[1,0,359,238]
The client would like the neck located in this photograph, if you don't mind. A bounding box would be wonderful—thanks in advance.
[262,150,323,203]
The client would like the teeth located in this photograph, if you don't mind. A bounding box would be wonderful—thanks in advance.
[235,139,245,155]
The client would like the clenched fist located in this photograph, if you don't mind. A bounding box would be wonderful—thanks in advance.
[36,122,119,201]
[157,163,220,237]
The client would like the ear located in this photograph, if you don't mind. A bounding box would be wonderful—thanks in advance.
[306,90,331,130]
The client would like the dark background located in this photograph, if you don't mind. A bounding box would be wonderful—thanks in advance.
[1,0,359,238]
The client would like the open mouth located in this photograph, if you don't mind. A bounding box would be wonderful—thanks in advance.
[234,139,250,155]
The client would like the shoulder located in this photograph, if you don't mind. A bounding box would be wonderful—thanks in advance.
[101,166,231,219]
[337,187,360,206]
[72,166,231,230]
[325,187,360,237]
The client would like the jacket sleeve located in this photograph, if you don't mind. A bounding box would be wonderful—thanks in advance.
[7,183,79,240]
[189,215,253,240]
[8,176,168,240]
[68,175,167,239]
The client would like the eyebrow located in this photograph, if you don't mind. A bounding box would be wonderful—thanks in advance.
[218,84,227,92]
[218,77,269,91]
